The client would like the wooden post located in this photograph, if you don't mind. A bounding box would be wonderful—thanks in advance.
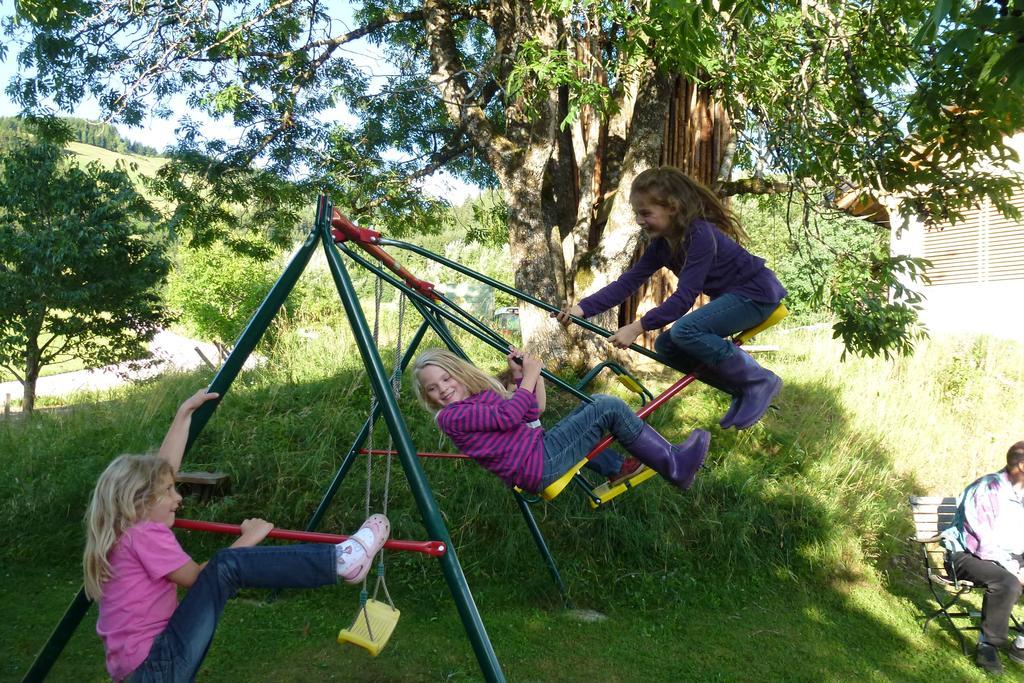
[193,347,217,371]
[4,393,9,417]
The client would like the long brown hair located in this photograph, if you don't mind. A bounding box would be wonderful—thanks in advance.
[630,166,748,255]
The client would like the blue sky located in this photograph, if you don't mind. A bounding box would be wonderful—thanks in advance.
[0,0,478,202]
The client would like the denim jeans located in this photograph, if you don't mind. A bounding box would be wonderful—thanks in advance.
[131,544,337,682]
[654,293,780,369]
[539,394,643,488]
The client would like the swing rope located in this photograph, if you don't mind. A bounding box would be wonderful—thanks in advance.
[354,271,404,640]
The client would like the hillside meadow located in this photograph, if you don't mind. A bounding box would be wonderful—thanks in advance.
[3,317,1022,681]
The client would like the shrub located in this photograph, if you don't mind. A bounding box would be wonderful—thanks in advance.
[167,242,286,348]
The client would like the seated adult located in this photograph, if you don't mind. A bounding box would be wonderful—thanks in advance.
[941,441,1024,674]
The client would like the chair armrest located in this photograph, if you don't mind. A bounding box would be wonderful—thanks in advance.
[910,535,943,544]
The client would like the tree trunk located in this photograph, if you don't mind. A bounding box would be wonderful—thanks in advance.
[23,341,40,414]
[421,0,568,356]
[619,76,732,350]
[498,142,568,357]
[571,68,671,341]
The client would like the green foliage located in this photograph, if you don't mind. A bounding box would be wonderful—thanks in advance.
[506,38,618,128]
[452,190,508,248]
[916,0,1024,90]
[167,242,286,347]
[0,136,172,411]
[8,0,1023,360]
[651,0,1024,229]
[829,254,930,359]
[740,195,931,358]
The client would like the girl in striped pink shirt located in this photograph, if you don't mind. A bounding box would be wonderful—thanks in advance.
[411,348,708,494]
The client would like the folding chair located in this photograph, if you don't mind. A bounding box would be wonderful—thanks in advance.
[909,495,1023,655]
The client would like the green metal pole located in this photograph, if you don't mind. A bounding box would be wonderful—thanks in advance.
[302,319,430,534]
[186,225,321,449]
[320,204,505,682]
[21,588,91,682]
[512,492,572,607]
[340,244,593,404]
[378,237,666,364]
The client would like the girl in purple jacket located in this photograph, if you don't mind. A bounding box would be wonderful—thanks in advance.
[555,167,787,430]
[411,348,708,494]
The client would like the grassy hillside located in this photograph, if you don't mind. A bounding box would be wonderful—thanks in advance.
[67,140,167,208]
[3,321,1022,681]
[67,140,166,180]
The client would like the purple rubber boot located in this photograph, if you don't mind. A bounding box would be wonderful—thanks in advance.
[708,348,781,429]
[623,425,709,490]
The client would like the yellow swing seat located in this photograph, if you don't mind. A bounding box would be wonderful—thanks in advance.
[338,598,400,656]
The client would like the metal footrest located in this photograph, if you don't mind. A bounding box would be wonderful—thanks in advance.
[587,467,659,509]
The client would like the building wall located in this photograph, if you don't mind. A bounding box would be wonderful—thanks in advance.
[890,136,1024,341]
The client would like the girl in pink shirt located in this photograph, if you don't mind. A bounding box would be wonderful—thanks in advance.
[83,389,391,681]
[411,348,709,493]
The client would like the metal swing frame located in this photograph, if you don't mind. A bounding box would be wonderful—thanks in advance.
[24,196,505,682]
[25,196,785,682]
[301,204,786,605]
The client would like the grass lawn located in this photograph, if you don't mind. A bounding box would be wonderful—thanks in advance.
[3,325,1023,681]
[2,554,999,681]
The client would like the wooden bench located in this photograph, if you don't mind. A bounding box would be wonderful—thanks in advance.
[909,495,1023,654]
[176,471,231,503]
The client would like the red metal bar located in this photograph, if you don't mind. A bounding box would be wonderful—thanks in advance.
[329,209,438,300]
[581,372,699,462]
[173,518,447,556]
[359,448,470,460]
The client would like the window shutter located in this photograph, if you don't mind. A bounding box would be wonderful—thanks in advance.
[923,197,1024,285]
[987,195,1024,282]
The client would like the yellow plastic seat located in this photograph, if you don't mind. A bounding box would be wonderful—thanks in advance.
[338,599,400,656]
[515,457,589,501]
[537,457,589,501]
[733,302,788,344]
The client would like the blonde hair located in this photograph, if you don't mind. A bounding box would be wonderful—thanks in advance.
[410,348,509,414]
[630,166,748,254]
[83,454,174,600]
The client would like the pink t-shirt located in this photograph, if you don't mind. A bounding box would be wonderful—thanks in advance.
[96,521,191,680]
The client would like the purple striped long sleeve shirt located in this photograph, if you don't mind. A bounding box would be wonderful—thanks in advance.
[436,388,545,491]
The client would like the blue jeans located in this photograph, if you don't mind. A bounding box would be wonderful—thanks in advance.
[539,395,642,488]
[131,544,336,682]
[654,293,780,368]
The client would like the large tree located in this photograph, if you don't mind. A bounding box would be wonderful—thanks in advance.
[0,128,172,412]
[6,0,1022,357]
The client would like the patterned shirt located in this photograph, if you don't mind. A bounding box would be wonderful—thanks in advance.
[579,220,787,330]
[436,388,544,491]
[941,469,1024,573]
